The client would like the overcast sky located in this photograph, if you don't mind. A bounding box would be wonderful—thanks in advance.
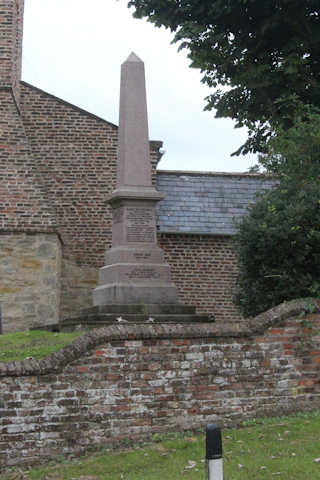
[22,0,257,172]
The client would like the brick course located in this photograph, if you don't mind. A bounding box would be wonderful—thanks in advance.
[19,82,117,266]
[0,299,319,467]
[159,233,239,321]
[0,0,24,103]
[19,82,162,267]
[0,87,56,231]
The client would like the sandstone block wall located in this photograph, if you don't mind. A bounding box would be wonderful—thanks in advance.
[0,233,61,332]
[0,299,319,467]
[60,259,98,320]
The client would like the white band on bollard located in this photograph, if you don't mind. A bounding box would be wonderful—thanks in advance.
[207,457,223,480]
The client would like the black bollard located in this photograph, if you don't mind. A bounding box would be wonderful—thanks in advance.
[206,424,223,480]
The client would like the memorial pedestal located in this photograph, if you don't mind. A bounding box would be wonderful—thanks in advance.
[93,191,178,306]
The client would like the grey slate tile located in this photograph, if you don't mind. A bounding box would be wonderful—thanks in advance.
[156,171,277,235]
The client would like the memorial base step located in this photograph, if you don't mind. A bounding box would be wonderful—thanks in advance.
[57,304,212,332]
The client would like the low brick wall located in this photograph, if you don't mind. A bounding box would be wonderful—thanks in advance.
[0,299,320,467]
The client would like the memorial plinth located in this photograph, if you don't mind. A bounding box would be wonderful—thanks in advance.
[93,52,177,306]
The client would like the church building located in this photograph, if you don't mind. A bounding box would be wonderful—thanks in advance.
[0,0,275,332]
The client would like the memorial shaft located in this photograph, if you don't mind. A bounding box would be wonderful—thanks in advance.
[93,53,177,305]
[117,52,151,189]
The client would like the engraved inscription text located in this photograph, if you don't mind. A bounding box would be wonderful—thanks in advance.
[126,207,155,242]
[127,267,160,280]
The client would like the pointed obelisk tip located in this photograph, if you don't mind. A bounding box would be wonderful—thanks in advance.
[124,51,143,63]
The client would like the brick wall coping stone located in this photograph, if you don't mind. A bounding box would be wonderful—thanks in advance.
[0,298,318,377]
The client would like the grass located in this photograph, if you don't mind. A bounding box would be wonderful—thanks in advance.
[0,330,85,362]
[1,411,320,479]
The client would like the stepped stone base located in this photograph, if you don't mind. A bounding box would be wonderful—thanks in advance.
[58,304,211,332]
[93,283,178,305]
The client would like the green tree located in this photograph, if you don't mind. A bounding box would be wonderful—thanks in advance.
[128,0,320,154]
[234,181,320,317]
[254,108,320,182]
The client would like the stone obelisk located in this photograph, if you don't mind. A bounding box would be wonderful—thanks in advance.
[93,53,177,305]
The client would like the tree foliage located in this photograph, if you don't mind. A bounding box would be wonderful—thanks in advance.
[234,181,320,317]
[128,0,320,154]
[253,108,320,182]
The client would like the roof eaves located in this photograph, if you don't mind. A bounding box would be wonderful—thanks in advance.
[157,169,277,179]
[157,229,234,237]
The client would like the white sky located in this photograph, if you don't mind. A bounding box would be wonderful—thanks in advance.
[22,0,257,172]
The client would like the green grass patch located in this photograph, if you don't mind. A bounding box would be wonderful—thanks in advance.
[0,330,84,362]
[1,411,320,479]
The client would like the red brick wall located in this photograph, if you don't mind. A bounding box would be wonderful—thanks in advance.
[0,0,24,103]
[0,1,55,233]
[12,0,24,104]
[159,233,240,321]
[0,89,55,231]
[0,299,319,467]
[19,83,162,267]
[19,83,117,266]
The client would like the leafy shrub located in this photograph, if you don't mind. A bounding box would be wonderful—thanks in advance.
[234,181,320,317]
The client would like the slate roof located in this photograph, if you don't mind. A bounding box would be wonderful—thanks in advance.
[156,171,278,235]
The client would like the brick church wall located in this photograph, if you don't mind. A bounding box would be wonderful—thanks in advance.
[0,86,58,333]
[19,83,117,267]
[58,233,239,323]
[0,0,244,329]
[0,88,56,231]
[0,0,258,330]
[1,74,243,329]
[19,83,162,268]
[0,0,24,104]
[58,233,240,322]
[159,233,240,321]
